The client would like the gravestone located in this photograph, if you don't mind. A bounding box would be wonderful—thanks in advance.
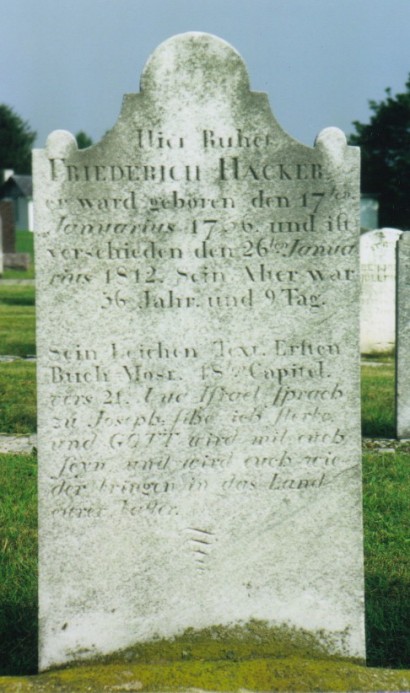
[0,200,15,253]
[360,228,402,354]
[33,32,365,671]
[3,252,30,270]
[396,232,410,438]
[0,217,3,276]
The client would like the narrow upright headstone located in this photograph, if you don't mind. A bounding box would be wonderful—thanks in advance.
[0,217,3,276]
[396,232,410,438]
[34,32,365,671]
[0,200,15,253]
[360,228,402,354]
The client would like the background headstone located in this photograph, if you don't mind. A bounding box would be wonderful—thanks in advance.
[360,228,402,354]
[34,32,365,671]
[0,217,3,276]
[0,200,15,253]
[3,252,30,271]
[396,232,410,438]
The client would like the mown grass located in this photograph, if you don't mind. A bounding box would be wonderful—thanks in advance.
[1,230,35,279]
[363,451,410,668]
[0,362,36,433]
[361,360,396,437]
[0,453,37,676]
[0,285,35,357]
[15,230,34,257]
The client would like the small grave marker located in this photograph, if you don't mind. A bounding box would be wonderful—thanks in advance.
[396,232,410,438]
[360,228,402,354]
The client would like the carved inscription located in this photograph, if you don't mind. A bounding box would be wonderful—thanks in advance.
[38,121,359,522]
[360,228,402,353]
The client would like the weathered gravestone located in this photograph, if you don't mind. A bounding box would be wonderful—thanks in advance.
[396,232,410,438]
[33,32,365,671]
[0,200,15,253]
[0,216,3,276]
[0,200,30,270]
[3,252,30,270]
[360,228,402,354]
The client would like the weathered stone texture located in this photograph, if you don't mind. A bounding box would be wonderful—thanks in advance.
[0,200,15,253]
[360,228,402,354]
[3,252,30,270]
[396,232,410,438]
[34,32,365,670]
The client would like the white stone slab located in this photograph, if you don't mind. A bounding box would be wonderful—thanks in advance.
[360,228,402,354]
[34,32,365,670]
[396,232,410,438]
[0,217,3,275]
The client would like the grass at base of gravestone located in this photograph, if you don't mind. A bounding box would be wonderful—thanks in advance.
[0,285,35,357]
[0,453,37,676]
[363,450,410,669]
[0,362,36,433]
[0,450,409,680]
[361,356,395,437]
[0,660,409,693]
[1,230,35,279]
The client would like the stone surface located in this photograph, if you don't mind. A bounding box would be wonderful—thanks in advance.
[360,228,402,354]
[3,252,30,270]
[0,218,3,276]
[33,32,365,671]
[396,232,410,438]
[0,433,37,453]
[0,200,15,253]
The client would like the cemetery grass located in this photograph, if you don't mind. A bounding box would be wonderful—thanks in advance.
[0,282,36,433]
[0,285,35,357]
[0,361,36,433]
[361,358,395,437]
[1,230,35,279]
[0,453,37,677]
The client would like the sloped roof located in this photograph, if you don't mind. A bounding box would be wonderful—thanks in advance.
[0,174,33,199]
[11,175,32,197]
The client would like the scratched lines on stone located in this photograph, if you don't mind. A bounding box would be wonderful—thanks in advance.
[186,527,215,573]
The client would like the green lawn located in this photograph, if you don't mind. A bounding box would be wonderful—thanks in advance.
[0,454,37,676]
[361,360,396,437]
[363,450,410,668]
[1,230,35,279]
[0,362,36,433]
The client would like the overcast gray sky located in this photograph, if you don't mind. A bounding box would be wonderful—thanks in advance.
[2,0,410,149]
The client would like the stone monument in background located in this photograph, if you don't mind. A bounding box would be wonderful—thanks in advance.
[396,232,410,438]
[360,228,402,354]
[34,32,365,671]
[0,199,30,270]
[0,216,3,276]
[0,200,15,253]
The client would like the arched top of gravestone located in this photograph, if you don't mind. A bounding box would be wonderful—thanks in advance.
[140,32,250,99]
[44,31,354,162]
[360,227,403,246]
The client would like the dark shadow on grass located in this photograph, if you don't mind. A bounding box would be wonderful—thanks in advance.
[0,602,38,675]
[361,420,396,438]
[365,574,410,668]
[0,296,35,306]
